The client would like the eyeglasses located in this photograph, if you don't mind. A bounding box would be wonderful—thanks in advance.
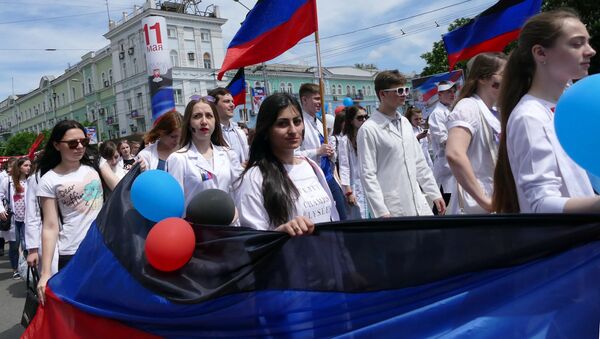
[189,94,216,103]
[58,138,90,149]
[356,115,369,121]
[382,87,411,96]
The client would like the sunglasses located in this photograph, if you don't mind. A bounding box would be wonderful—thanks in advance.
[189,94,216,103]
[356,115,369,121]
[58,138,90,149]
[382,87,411,96]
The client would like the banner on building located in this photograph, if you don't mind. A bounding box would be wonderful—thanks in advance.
[411,70,464,118]
[142,16,175,122]
[251,87,266,113]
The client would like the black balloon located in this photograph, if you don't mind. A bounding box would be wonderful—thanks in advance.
[185,189,235,225]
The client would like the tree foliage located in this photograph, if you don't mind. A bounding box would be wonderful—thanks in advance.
[420,1,599,76]
[1,130,50,156]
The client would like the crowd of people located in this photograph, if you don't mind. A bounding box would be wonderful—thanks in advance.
[0,9,597,307]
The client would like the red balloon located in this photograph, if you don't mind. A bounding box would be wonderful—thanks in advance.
[145,217,196,272]
[334,105,345,115]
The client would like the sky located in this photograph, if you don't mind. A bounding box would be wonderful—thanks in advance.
[0,0,497,99]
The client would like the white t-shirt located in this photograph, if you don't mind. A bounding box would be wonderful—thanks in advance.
[237,158,334,230]
[37,165,103,255]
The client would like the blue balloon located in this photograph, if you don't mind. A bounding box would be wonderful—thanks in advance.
[343,97,354,107]
[555,74,600,177]
[131,170,185,222]
[316,110,322,120]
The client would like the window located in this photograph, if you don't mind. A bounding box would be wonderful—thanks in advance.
[43,102,46,112]
[81,83,85,96]
[203,53,212,69]
[133,58,138,73]
[88,78,93,93]
[122,62,127,78]
[127,98,133,112]
[62,93,65,105]
[200,29,210,42]
[287,83,293,94]
[183,27,194,40]
[352,85,356,95]
[170,50,179,67]
[72,87,76,100]
[367,85,371,96]
[279,82,286,93]
[331,84,336,95]
[167,26,177,38]
[337,85,342,95]
[101,72,106,84]
[346,85,351,95]
[174,89,183,104]
[109,69,113,84]
[136,92,143,109]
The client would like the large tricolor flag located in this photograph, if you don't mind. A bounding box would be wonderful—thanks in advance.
[23,166,600,337]
[217,0,318,80]
[443,0,542,70]
[225,68,246,107]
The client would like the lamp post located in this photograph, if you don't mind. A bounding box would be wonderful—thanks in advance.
[52,91,58,122]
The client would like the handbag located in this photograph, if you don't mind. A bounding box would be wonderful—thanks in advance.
[21,265,40,328]
[0,180,12,231]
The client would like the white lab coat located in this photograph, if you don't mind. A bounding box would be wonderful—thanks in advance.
[507,94,595,213]
[298,111,325,163]
[236,157,339,230]
[167,142,242,213]
[446,95,500,214]
[138,142,161,170]
[357,110,442,217]
[338,135,367,219]
[412,125,434,169]
[428,101,456,193]
[0,176,19,241]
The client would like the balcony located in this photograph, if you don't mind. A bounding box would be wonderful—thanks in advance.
[106,117,118,125]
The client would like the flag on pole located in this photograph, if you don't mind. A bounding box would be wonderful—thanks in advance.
[27,133,45,160]
[225,68,246,107]
[217,0,318,80]
[23,167,600,337]
[443,0,542,70]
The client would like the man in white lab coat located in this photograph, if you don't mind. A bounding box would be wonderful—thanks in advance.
[357,70,445,217]
[209,87,250,165]
[428,81,457,206]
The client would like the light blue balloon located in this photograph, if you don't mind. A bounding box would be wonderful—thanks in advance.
[316,110,322,120]
[131,170,185,222]
[555,74,600,177]
[343,97,354,107]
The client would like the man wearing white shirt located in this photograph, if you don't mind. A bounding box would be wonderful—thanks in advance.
[357,70,445,217]
[298,83,346,220]
[209,87,250,165]
[428,81,457,206]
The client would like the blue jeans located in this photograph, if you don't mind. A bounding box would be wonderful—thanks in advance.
[327,178,347,221]
[8,221,25,270]
[15,220,26,256]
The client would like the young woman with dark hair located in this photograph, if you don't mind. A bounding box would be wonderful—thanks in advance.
[167,96,241,215]
[338,105,369,219]
[445,52,507,214]
[493,9,599,213]
[235,93,339,235]
[0,157,31,279]
[36,120,111,304]
[138,110,182,170]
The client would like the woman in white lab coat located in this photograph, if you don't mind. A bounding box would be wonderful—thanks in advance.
[235,93,339,236]
[493,9,599,213]
[138,110,182,171]
[445,52,507,214]
[167,96,241,214]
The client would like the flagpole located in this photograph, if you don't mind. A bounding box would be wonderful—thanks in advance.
[314,30,328,144]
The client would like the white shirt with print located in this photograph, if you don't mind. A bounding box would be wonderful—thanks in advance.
[38,165,103,255]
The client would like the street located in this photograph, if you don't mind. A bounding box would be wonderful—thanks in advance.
[0,244,26,338]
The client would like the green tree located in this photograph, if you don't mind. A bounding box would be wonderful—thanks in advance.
[4,131,39,156]
[420,18,471,76]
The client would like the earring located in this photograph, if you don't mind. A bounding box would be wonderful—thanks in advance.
[541,60,547,65]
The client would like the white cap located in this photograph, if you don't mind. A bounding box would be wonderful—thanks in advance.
[437,81,456,92]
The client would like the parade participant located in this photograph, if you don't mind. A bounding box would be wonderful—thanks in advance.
[428,81,457,203]
[405,106,433,169]
[493,9,599,213]
[235,93,338,235]
[446,52,507,214]
[118,140,135,170]
[297,83,346,220]
[208,88,249,165]
[0,157,16,257]
[0,157,31,279]
[167,96,242,214]
[99,141,126,181]
[339,105,369,219]
[129,140,141,157]
[358,70,445,217]
[330,112,345,169]
[36,120,106,304]
[138,110,182,170]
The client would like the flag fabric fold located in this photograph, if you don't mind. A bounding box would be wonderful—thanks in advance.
[217,0,318,80]
[23,165,600,337]
[443,0,542,70]
[225,68,246,107]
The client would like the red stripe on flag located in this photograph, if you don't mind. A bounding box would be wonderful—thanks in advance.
[218,0,317,80]
[23,288,159,339]
[447,29,520,70]
[232,91,246,107]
